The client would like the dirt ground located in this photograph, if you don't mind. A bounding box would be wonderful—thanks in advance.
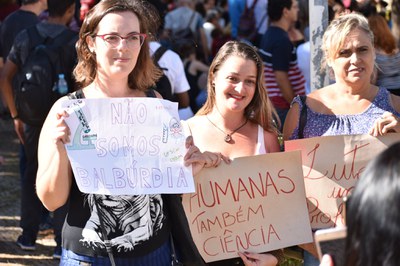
[0,116,58,266]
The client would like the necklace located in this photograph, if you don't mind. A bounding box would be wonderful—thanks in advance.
[206,115,248,143]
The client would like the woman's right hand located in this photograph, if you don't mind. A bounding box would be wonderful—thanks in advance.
[238,252,278,266]
[36,103,73,211]
[184,136,230,175]
[53,109,71,145]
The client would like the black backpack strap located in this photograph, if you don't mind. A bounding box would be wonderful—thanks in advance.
[25,25,46,56]
[298,95,307,139]
[244,0,258,11]
[256,13,267,31]
[27,25,76,49]
[186,10,196,29]
[152,45,168,70]
[145,89,157,98]
[54,29,78,46]
[250,0,259,9]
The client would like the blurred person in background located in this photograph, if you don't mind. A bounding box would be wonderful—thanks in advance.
[368,13,400,96]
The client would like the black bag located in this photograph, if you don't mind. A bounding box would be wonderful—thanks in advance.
[162,194,206,266]
[152,45,174,101]
[170,11,197,49]
[13,25,77,126]
[173,27,194,42]
[237,0,259,43]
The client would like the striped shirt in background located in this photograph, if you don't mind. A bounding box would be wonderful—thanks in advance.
[258,26,305,110]
[259,48,306,110]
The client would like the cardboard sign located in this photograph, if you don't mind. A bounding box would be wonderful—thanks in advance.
[61,97,194,195]
[285,134,400,229]
[182,151,312,263]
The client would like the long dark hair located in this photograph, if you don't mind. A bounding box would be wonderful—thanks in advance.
[345,142,400,266]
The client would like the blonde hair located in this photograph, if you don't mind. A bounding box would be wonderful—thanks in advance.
[197,41,280,133]
[323,13,374,63]
[73,0,161,91]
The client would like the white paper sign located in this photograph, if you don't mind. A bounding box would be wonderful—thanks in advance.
[182,151,313,262]
[61,97,194,195]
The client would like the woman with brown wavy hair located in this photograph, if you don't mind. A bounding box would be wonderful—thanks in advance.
[36,0,210,265]
[368,13,400,96]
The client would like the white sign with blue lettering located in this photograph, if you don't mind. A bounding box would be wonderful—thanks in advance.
[61,97,194,195]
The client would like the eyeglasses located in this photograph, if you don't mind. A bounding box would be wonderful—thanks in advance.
[95,33,147,49]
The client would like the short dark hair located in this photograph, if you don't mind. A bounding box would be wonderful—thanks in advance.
[47,0,74,17]
[345,142,400,265]
[268,0,293,22]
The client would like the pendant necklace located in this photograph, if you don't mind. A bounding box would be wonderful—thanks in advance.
[206,115,248,143]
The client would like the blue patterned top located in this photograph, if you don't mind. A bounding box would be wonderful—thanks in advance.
[289,87,400,140]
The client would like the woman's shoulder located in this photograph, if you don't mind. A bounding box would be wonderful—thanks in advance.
[184,115,205,129]
[259,124,280,153]
[290,85,331,107]
[305,85,336,108]
[308,85,333,97]
[51,95,71,110]
[185,115,205,126]
[183,115,209,137]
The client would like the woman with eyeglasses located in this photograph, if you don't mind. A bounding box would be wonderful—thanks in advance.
[36,0,210,265]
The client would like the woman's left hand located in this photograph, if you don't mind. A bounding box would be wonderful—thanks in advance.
[238,252,278,266]
[183,136,230,175]
[369,112,400,136]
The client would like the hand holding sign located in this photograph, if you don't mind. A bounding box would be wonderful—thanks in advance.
[182,151,312,263]
[183,135,232,175]
[62,97,195,195]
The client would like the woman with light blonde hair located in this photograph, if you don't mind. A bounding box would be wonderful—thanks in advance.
[283,12,400,263]
[284,12,400,141]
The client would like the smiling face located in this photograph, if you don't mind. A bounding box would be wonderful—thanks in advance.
[87,11,142,81]
[329,28,375,86]
[212,55,257,114]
